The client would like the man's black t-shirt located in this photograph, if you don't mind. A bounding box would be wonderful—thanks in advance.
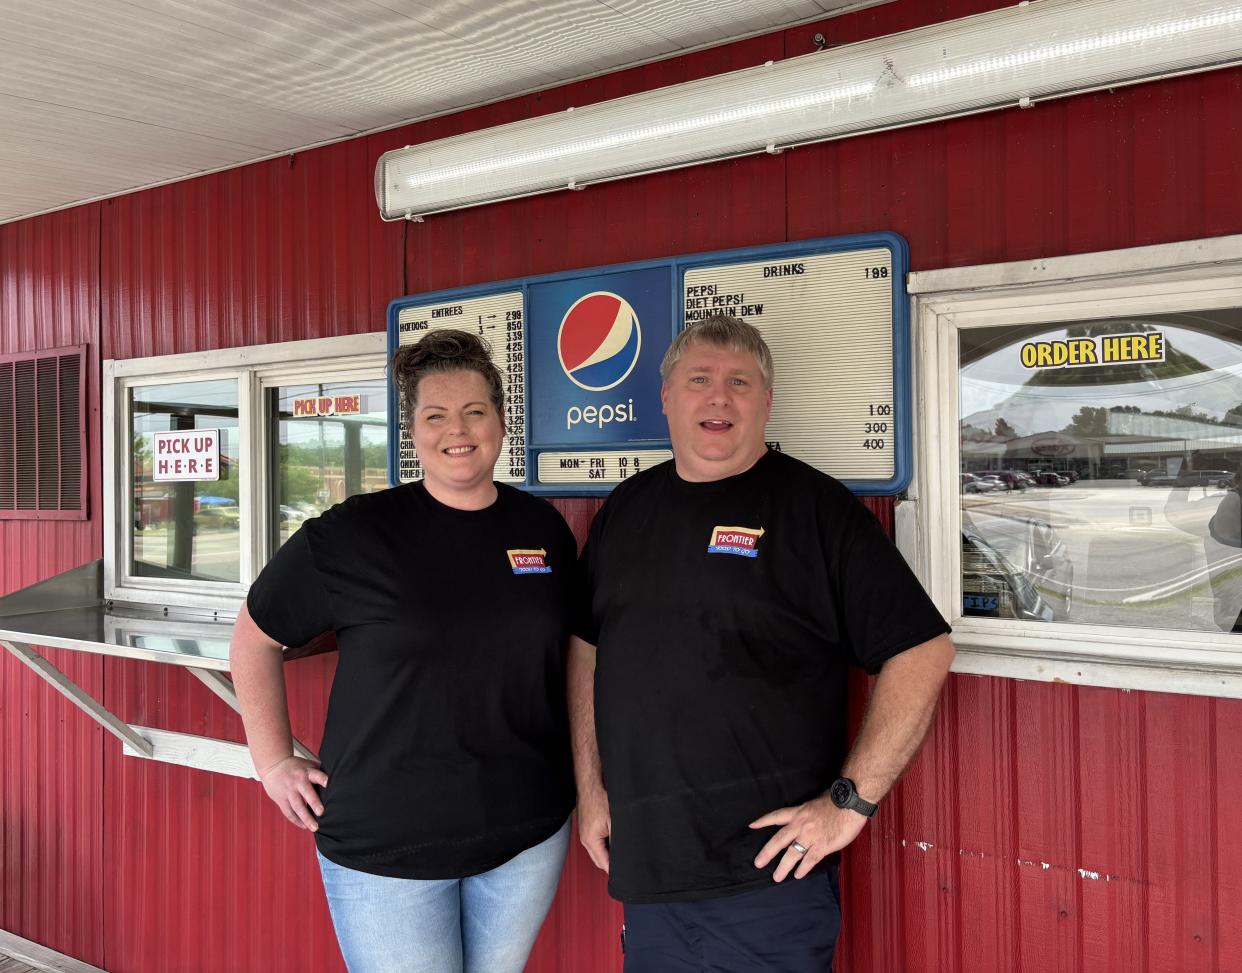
[247,482,576,879]
[577,450,950,903]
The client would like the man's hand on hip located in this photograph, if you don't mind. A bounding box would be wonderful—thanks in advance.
[577,788,612,873]
[749,795,869,882]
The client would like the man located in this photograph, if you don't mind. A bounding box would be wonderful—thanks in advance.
[570,313,954,971]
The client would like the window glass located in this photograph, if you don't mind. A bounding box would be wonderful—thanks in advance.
[268,380,388,550]
[959,310,1242,633]
[130,380,241,583]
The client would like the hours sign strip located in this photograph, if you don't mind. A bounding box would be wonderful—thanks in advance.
[683,248,895,480]
[537,450,672,484]
[396,291,526,485]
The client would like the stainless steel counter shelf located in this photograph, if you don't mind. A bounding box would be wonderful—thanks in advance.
[0,561,322,778]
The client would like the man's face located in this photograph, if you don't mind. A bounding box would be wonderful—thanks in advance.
[661,340,772,482]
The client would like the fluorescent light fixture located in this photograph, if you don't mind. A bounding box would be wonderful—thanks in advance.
[376,0,1242,220]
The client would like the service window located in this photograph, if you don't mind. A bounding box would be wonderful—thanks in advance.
[105,334,386,610]
[912,240,1242,697]
[959,311,1242,635]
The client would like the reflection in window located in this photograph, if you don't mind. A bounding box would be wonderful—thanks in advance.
[131,380,240,583]
[268,380,388,551]
[960,310,1242,633]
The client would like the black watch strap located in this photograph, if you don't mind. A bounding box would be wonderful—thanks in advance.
[830,777,878,817]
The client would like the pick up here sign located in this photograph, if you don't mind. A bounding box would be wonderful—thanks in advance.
[151,429,221,482]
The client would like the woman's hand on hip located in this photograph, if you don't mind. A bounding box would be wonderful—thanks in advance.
[259,756,329,831]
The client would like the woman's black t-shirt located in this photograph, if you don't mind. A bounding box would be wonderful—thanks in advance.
[247,482,577,879]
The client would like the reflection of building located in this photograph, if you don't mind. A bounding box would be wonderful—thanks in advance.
[286,464,388,504]
[963,412,1241,478]
[1098,412,1242,476]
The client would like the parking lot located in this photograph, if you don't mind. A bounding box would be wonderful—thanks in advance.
[963,481,1242,631]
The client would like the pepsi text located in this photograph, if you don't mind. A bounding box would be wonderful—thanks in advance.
[566,399,637,430]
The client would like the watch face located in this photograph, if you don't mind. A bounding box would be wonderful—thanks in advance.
[830,779,852,808]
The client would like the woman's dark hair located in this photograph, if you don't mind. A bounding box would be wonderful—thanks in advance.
[390,329,505,427]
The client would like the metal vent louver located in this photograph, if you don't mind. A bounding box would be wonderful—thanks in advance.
[0,346,87,518]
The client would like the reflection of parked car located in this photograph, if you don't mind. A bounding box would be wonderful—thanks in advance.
[279,504,307,524]
[962,514,1074,622]
[196,505,240,529]
[1175,469,1231,488]
[976,470,1027,491]
[1142,469,1230,488]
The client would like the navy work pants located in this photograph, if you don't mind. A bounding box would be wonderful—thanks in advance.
[622,865,841,973]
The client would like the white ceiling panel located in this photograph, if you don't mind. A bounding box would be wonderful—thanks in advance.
[0,0,890,224]
[0,41,352,150]
[599,0,840,49]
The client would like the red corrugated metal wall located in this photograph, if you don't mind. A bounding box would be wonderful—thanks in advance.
[1,0,1240,969]
[0,205,105,965]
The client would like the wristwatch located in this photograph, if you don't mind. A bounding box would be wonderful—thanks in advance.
[829,777,878,818]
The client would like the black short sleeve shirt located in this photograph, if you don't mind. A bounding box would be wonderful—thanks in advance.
[247,482,577,879]
[576,450,950,902]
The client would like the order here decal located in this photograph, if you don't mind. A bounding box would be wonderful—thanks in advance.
[1020,332,1166,369]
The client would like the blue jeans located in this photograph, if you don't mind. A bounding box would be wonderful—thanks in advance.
[317,818,570,973]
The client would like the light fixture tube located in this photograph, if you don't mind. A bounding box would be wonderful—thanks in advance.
[376,0,1242,220]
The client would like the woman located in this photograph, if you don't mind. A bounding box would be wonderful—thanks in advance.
[230,329,576,973]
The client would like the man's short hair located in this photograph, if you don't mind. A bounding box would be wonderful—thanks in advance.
[659,314,774,389]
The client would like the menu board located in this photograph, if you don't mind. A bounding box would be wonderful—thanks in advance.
[394,290,525,484]
[682,247,895,481]
[387,233,910,495]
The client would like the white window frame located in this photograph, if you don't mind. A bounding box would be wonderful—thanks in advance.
[907,234,1242,700]
[104,333,387,612]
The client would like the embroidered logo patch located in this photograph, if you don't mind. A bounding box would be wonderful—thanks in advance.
[507,548,552,574]
[707,525,764,558]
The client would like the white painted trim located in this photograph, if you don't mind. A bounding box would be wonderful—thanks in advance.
[237,368,258,588]
[908,234,1242,294]
[102,358,120,603]
[122,726,261,779]
[952,647,1242,700]
[912,239,1242,698]
[107,331,386,377]
[0,929,108,973]
[893,497,922,580]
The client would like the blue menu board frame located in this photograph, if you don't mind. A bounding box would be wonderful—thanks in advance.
[387,231,912,496]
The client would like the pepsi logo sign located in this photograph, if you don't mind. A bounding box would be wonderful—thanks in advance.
[557,292,642,392]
